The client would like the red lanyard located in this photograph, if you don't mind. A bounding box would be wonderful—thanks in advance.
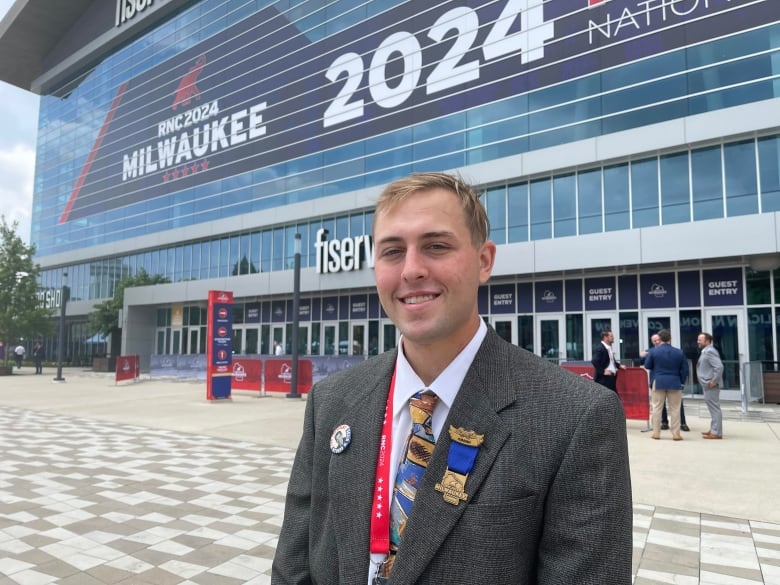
[369,369,396,554]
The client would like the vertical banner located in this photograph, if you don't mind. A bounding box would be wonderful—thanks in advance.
[207,290,233,400]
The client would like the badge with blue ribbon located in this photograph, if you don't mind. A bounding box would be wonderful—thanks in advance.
[435,426,484,505]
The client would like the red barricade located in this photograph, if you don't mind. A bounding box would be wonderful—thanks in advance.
[115,355,140,383]
[264,358,313,393]
[231,358,263,391]
[560,364,649,421]
[616,367,650,421]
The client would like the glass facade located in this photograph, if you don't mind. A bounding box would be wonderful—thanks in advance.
[21,0,780,373]
[39,133,780,302]
[30,2,780,256]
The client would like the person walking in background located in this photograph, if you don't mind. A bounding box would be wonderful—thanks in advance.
[32,342,45,375]
[644,329,689,441]
[14,343,25,369]
[273,340,284,356]
[272,172,632,584]
[698,332,724,440]
[592,329,626,392]
[640,334,690,432]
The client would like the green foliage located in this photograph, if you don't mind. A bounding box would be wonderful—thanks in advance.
[89,269,169,337]
[0,217,54,364]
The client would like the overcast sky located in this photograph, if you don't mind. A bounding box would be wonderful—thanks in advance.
[0,0,39,244]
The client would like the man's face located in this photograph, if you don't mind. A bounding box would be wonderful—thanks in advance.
[651,335,661,346]
[697,334,707,348]
[604,332,614,344]
[373,187,495,352]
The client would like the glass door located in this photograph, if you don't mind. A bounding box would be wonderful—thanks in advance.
[272,326,285,355]
[642,311,680,351]
[491,317,515,345]
[351,322,367,356]
[535,315,565,364]
[587,314,618,361]
[704,310,745,392]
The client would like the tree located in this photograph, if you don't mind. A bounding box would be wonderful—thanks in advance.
[89,269,169,347]
[0,217,54,367]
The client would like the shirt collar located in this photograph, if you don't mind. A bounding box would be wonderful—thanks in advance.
[393,320,487,417]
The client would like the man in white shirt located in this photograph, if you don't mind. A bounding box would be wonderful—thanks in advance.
[14,343,26,369]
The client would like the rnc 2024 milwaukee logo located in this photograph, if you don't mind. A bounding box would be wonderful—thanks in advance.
[120,53,269,184]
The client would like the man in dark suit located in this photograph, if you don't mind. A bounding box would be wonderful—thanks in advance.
[272,173,632,584]
[592,329,625,392]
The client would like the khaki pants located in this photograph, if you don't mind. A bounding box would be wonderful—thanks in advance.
[651,384,683,437]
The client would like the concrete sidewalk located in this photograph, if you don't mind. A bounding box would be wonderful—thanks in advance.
[1,367,779,584]
[3,368,778,522]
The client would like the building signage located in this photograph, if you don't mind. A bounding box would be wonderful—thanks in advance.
[535,281,563,312]
[206,290,232,400]
[315,229,375,274]
[640,272,676,308]
[58,0,770,224]
[703,267,743,306]
[585,277,616,311]
[491,283,516,314]
[115,0,166,28]
[36,288,65,309]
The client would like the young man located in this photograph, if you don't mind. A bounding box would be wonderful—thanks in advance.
[697,332,724,439]
[272,173,632,584]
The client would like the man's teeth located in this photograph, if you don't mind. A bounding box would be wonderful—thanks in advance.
[404,295,435,304]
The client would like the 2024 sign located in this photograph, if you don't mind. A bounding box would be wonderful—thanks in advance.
[322,0,554,128]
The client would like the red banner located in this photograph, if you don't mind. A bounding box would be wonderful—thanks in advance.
[560,365,649,421]
[264,358,313,394]
[115,355,140,383]
[231,358,263,391]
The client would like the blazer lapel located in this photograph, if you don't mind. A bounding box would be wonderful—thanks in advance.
[388,332,515,584]
[329,351,396,580]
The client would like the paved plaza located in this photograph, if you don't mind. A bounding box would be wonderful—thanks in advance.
[0,368,779,584]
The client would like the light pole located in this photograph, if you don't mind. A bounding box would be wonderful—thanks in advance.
[287,233,302,399]
[53,271,68,382]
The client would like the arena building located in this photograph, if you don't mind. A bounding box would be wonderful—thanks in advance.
[0,0,778,394]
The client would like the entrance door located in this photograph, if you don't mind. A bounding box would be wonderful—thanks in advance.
[704,310,745,394]
[642,311,679,350]
[272,326,285,355]
[587,314,618,361]
[491,317,516,345]
[535,315,565,364]
[351,322,367,356]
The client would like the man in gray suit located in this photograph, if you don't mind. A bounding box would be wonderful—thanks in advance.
[697,332,724,439]
[272,173,632,584]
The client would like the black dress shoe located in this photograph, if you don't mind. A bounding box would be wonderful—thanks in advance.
[681,424,690,432]
[660,423,669,430]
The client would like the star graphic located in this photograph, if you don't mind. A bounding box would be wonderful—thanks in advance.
[376,512,383,519]
[191,162,199,174]
[201,159,210,171]
[163,172,170,182]
[181,165,190,176]
[171,167,180,179]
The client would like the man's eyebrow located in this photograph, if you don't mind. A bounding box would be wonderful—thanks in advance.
[375,231,456,245]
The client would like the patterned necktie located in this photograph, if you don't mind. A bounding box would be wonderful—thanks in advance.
[382,391,438,578]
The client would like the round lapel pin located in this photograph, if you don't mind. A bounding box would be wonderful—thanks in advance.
[330,424,351,454]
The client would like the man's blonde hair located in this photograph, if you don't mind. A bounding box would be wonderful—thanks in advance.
[373,172,490,246]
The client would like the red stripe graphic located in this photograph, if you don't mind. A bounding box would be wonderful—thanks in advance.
[58,82,129,224]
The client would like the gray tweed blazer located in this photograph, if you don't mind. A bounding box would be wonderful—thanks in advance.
[272,328,632,584]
